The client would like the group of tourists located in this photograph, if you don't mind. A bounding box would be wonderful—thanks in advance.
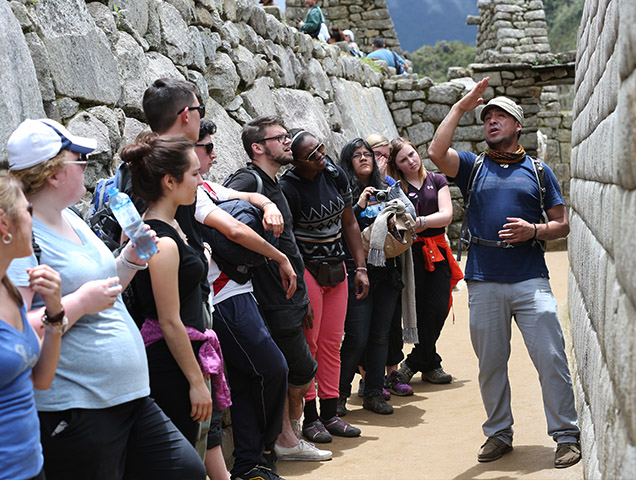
[1,73,581,480]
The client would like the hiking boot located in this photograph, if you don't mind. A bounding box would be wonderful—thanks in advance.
[386,370,414,396]
[555,442,581,468]
[302,419,332,443]
[234,465,285,480]
[363,392,394,415]
[358,379,391,399]
[421,367,452,384]
[274,439,332,462]
[336,396,348,417]
[397,362,416,384]
[477,437,513,462]
[322,416,361,437]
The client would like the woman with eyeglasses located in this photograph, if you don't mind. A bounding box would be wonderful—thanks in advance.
[336,138,417,416]
[279,129,369,444]
[0,172,63,480]
[387,137,463,388]
[7,119,206,479]
[363,133,413,396]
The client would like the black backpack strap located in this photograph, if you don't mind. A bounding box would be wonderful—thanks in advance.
[457,153,485,261]
[530,157,547,251]
[223,167,263,195]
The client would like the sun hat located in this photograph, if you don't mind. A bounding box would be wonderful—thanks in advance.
[480,97,524,125]
[7,118,96,171]
[343,29,354,41]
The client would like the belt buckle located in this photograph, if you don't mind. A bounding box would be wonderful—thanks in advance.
[501,241,514,249]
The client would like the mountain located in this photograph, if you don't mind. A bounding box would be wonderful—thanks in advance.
[385,0,479,52]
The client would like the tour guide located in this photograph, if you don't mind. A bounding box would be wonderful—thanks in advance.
[427,78,581,469]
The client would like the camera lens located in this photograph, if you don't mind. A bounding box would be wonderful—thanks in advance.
[376,190,388,202]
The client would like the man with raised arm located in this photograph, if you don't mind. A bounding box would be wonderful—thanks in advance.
[427,78,581,469]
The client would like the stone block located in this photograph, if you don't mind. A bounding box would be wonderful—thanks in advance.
[496,28,525,39]
[422,104,451,123]
[428,84,461,104]
[453,125,484,141]
[524,10,545,21]
[394,90,425,101]
[30,0,120,105]
[392,107,412,127]
[406,122,434,146]
[205,52,240,107]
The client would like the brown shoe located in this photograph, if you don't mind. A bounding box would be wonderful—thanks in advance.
[478,437,513,462]
[555,442,581,468]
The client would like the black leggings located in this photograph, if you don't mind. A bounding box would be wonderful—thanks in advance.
[146,340,203,446]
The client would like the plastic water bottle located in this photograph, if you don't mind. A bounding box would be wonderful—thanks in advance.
[108,188,157,259]
[360,203,383,218]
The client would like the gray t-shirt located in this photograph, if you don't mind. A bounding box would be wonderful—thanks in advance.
[8,209,149,411]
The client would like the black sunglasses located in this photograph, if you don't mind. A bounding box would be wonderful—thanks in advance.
[258,133,292,144]
[177,105,206,118]
[195,142,215,155]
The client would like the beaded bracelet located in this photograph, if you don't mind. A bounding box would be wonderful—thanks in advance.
[121,256,148,271]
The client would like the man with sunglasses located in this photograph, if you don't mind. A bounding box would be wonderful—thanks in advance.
[193,119,301,480]
[224,117,331,464]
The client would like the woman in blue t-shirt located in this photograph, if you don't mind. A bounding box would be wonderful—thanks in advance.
[0,172,63,480]
[387,137,463,387]
[280,130,369,444]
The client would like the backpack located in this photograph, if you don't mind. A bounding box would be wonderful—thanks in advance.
[199,181,278,284]
[457,153,546,260]
[86,163,126,251]
[222,168,263,195]
[391,51,405,75]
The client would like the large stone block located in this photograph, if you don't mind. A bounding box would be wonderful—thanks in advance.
[300,58,333,101]
[203,97,250,182]
[205,52,240,107]
[406,122,434,146]
[331,77,398,144]
[109,0,149,36]
[114,32,148,117]
[0,3,45,160]
[428,84,462,104]
[29,0,120,104]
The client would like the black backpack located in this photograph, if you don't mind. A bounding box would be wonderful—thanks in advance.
[199,181,278,284]
[391,51,405,75]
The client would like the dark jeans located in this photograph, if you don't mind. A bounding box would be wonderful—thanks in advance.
[38,397,205,480]
[404,244,451,373]
[339,261,403,397]
[213,293,288,477]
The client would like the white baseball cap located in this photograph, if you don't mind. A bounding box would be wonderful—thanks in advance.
[343,29,354,41]
[7,119,97,171]
[480,97,524,125]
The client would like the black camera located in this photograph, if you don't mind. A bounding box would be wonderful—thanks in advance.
[371,187,391,202]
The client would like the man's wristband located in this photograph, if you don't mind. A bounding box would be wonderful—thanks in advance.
[532,223,537,239]
[261,200,275,210]
[355,267,367,273]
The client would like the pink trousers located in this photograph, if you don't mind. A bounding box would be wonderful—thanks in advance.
[303,268,349,402]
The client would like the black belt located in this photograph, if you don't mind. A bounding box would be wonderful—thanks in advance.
[469,236,533,249]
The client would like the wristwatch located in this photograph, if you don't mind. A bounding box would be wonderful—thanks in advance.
[42,308,68,333]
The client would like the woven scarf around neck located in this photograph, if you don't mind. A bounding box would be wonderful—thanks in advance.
[485,145,526,164]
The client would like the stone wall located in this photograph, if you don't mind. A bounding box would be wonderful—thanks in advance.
[568,0,636,477]
[471,0,553,65]
[0,0,399,200]
[285,0,402,55]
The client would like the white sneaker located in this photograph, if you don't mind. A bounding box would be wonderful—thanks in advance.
[274,439,332,461]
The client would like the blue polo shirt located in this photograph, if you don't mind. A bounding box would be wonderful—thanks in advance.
[449,152,564,282]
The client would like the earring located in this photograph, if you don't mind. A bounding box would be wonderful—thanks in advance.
[2,233,12,244]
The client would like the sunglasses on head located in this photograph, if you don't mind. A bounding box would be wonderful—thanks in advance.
[196,142,215,155]
[177,105,206,118]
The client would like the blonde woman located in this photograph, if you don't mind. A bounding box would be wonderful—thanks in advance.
[387,137,463,387]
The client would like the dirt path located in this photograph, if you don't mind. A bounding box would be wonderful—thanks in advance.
[278,251,583,480]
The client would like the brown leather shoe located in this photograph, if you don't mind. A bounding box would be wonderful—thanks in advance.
[555,442,581,468]
[478,437,513,462]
